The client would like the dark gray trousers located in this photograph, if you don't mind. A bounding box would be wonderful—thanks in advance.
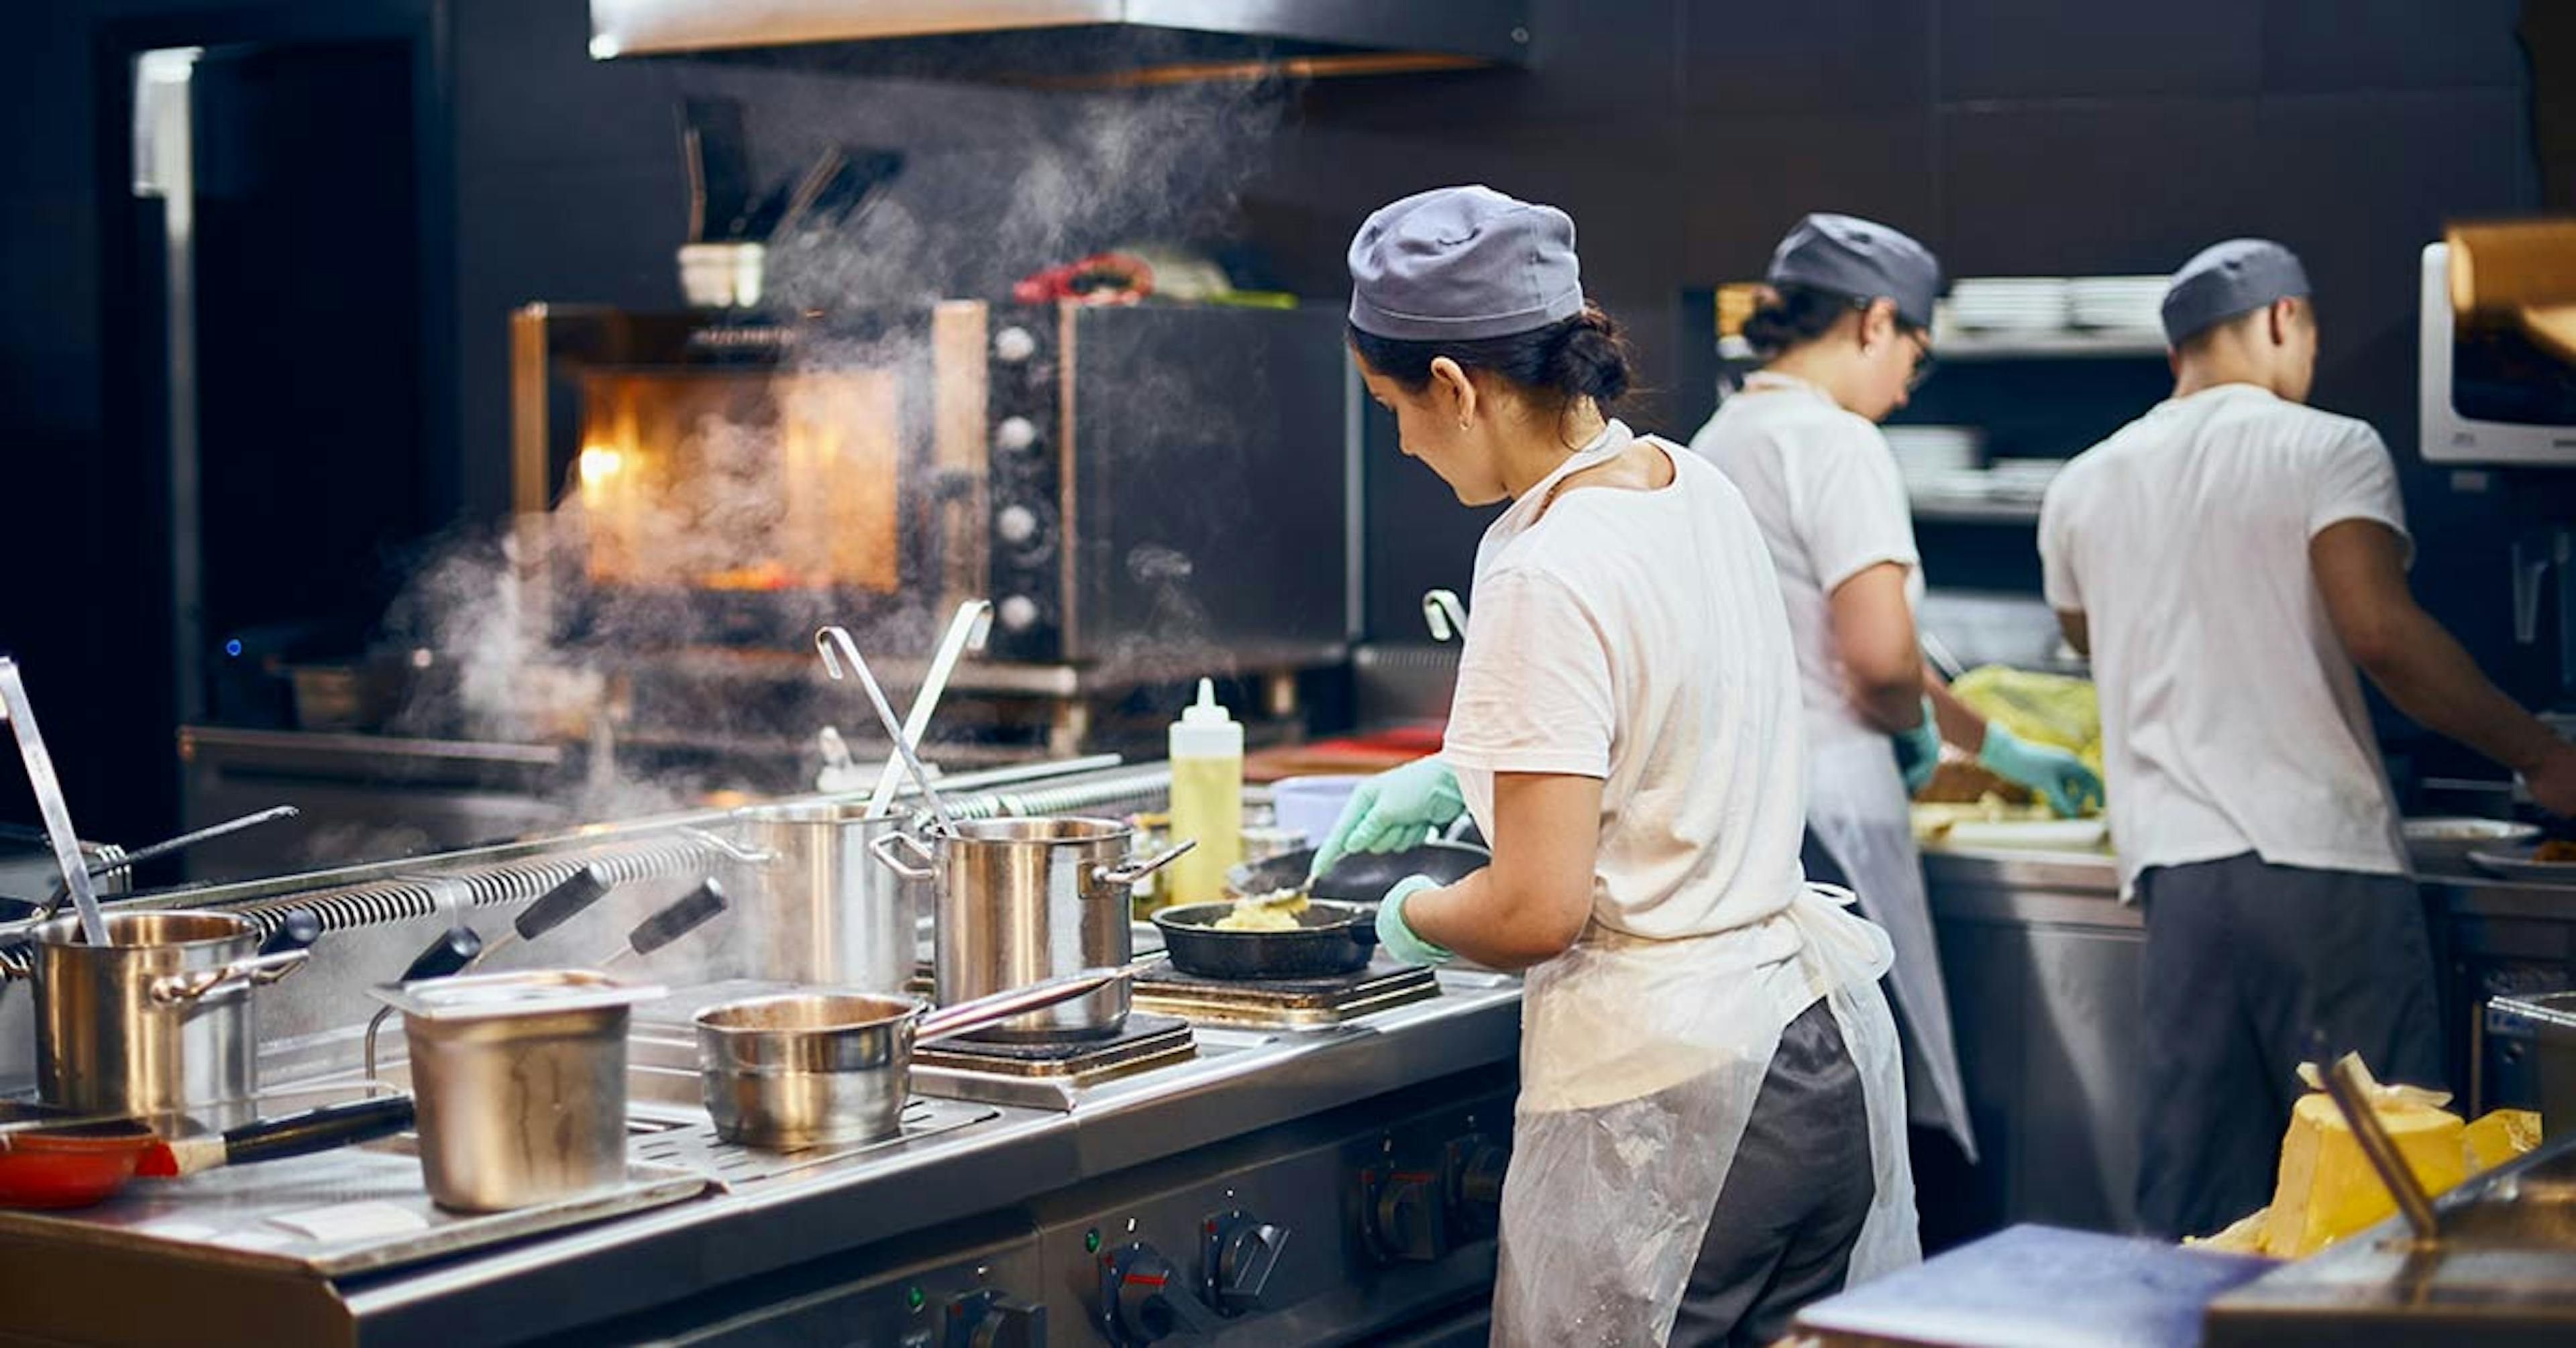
[2134,852,2445,1240]
[1668,998,1874,1347]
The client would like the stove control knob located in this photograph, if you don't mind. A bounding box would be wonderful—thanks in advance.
[944,1290,1044,1348]
[996,505,1042,545]
[1102,1242,1220,1345]
[994,416,1040,453]
[1445,1135,1509,1239]
[994,326,1038,363]
[1364,1168,1449,1263]
[1203,1209,1289,1314]
[997,595,1042,633]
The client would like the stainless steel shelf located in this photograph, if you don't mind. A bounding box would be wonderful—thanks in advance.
[1910,498,2045,524]
[1933,331,2167,361]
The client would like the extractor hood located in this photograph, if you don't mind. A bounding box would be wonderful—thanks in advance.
[588,1,1532,84]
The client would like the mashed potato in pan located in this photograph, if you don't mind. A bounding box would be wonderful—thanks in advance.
[1213,887,1310,931]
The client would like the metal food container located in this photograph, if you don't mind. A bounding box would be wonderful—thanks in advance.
[31,909,309,1130]
[730,802,920,995]
[2491,992,2576,1139]
[371,970,665,1213]
[875,816,1188,1042]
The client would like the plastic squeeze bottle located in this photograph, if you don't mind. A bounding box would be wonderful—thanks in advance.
[1165,678,1244,908]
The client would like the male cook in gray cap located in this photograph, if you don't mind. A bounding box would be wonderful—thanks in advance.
[2040,238,2576,1239]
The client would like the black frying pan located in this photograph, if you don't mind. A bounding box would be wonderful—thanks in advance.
[1153,900,1378,980]
[1226,841,1489,907]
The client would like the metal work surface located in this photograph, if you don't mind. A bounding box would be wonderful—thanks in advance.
[1794,1223,2273,1347]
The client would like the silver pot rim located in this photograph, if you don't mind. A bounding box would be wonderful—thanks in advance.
[28,907,258,952]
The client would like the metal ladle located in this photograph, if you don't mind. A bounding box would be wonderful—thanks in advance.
[0,660,107,946]
[815,625,960,836]
[863,600,993,820]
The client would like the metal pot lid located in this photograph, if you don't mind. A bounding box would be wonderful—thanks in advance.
[368,968,667,1021]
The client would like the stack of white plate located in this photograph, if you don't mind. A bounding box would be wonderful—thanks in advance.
[1983,457,2069,504]
[1882,425,1984,484]
[2067,276,2167,333]
[1946,278,2071,332]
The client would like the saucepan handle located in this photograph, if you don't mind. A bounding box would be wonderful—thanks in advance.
[869,830,936,882]
[914,965,1140,1045]
[148,948,310,1006]
[1095,838,1197,889]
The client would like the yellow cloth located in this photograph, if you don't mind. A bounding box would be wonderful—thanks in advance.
[1949,665,2103,775]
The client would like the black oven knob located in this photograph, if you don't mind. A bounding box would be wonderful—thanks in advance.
[1101,1242,1219,1344]
[995,416,1040,454]
[1362,1168,1449,1263]
[1202,1209,1289,1315]
[998,595,1042,634]
[944,1290,1044,1348]
[994,326,1039,363]
[1445,1135,1508,1239]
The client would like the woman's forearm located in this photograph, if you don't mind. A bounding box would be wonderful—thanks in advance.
[1401,867,1588,972]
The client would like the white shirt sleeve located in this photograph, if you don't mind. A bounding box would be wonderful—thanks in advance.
[1791,419,1920,595]
[1440,568,1614,780]
[2308,425,2413,566]
[2039,471,2083,612]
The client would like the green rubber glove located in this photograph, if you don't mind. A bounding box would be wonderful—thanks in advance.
[1375,875,1454,967]
[1980,722,2105,818]
[1891,695,1941,795]
[1308,756,1467,880]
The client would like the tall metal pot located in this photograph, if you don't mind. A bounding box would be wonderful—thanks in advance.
[875,816,1189,1041]
[30,909,307,1129]
[729,802,921,996]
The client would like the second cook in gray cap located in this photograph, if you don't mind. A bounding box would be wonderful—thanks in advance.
[2160,238,2311,345]
[1767,213,1943,329]
[1348,184,1585,341]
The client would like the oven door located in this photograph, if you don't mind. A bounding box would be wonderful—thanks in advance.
[512,304,981,650]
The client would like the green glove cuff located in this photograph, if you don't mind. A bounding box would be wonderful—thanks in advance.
[1377,875,1454,967]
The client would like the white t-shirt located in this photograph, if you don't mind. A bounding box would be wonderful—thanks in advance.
[2039,383,2411,894]
[1686,373,1925,756]
[1442,420,1811,941]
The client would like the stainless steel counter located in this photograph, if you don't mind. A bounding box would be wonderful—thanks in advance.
[1,972,1521,1347]
[1921,839,2576,1237]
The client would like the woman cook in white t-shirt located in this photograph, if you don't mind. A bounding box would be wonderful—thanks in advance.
[1306,185,1919,1346]
[1686,214,2101,1166]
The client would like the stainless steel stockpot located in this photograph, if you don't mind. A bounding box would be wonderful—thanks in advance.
[875,816,1189,1042]
[30,909,309,1130]
[729,802,920,995]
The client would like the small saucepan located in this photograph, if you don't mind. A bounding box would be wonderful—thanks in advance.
[1152,899,1379,980]
[695,966,1136,1150]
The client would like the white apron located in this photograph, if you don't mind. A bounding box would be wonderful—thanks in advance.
[1491,887,1920,1345]
[1451,422,1919,1344]
[1807,737,1978,1159]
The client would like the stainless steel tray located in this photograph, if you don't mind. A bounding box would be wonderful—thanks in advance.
[0,1138,708,1279]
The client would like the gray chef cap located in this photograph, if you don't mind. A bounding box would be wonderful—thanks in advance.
[1348,185,1585,341]
[1766,213,1942,329]
[2161,239,2310,345]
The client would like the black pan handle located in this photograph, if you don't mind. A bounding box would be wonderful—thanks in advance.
[258,909,322,958]
[626,879,729,958]
[222,1094,417,1166]
[400,928,484,983]
[517,866,610,942]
